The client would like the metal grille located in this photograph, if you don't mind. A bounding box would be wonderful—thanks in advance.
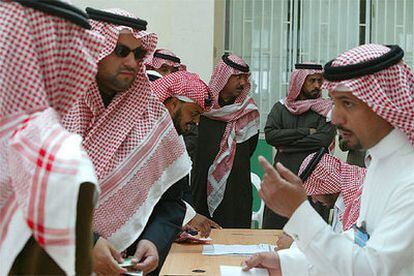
[225,0,414,131]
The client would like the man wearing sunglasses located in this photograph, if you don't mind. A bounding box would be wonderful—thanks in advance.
[63,8,191,275]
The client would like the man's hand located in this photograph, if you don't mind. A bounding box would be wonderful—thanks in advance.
[276,232,294,250]
[131,239,159,274]
[186,214,222,237]
[309,128,317,135]
[93,237,127,275]
[258,156,307,218]
[242,252,282,276]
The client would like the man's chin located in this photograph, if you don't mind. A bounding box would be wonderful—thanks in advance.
[345,139,363,150]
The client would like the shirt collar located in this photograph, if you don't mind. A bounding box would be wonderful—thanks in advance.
[367,129,409,161]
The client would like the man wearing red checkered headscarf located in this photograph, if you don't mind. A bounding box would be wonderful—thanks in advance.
[0,1,103,274]
[242,44,414,275]
[263,63,336,229]
[145,48,186,81]
[151,71,222,238]
[62,8,191,275]
[151,71,210,135]
[269,152,367,275]
[191,54,260,228]
[299,153,366,231]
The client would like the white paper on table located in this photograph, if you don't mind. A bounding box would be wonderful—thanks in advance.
[220,265,269,276]
[202,244,275,256]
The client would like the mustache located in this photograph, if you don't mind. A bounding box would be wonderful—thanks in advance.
[118,67,135,73]
[337,125,353,133]
[311,89,321,93]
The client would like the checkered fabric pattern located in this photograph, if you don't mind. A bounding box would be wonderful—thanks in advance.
[208,54,251,108]
[283,65,332,116]
[0,2,102,274]
[151,71,210,111]
[299,153,367,230]
[323,44,414,146]
[62,9,191,250]
[204,54,260,216]
[145,48,186,71]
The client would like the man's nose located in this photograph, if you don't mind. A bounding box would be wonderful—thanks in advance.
[314,81,322,90]
[331,106,343,126]
[123,52,138,68]
[240,77,248,86]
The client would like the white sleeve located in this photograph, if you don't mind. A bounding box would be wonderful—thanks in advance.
[279,242,329,276]
[283,192,414,275]
[278,245,310,276]
[182,200,196,226]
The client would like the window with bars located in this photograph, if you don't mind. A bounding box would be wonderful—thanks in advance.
[224,0,414,131]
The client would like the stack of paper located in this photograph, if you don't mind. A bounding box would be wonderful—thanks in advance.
[202,244,275,256]
[220,265,269,276]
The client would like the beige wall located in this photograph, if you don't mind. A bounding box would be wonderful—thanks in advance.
[213,0,225,64]
[72,0,216,82]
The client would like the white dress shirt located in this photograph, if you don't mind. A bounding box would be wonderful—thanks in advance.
[280,129,414,275]
[278,194,345,276]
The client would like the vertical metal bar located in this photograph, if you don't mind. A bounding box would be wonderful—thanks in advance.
[292,0,299,67]
[288,0,294,73]
[317,0,322,63]
[224,0,228,49]
[242,0,246,56]
[394,0,397,43]
[346,0,350,48]
[231,0,235,52]
[269,0,275,112]
[366,0,371,43]
[259,0,265,112]
[299,0,304,61]
[384,0,388,41]
[308,0,312,62]
[246,0,249,62]
[375,0,379,42]
[326,0,331,61]
[279,0,284,98]
[403,0,406,40]
[402,0,407,51]
[336,0,341,55]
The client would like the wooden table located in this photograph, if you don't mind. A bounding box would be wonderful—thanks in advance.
[160,229,282,275]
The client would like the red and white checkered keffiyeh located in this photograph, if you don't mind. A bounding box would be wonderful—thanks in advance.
[323,44,414,146]
[151,71,210,111]
[62,9,191,251]
[145,48,187,71]
[0,2,102,275]
[204,54,260,216]
[299,153,367,230]
[282,65,332,117]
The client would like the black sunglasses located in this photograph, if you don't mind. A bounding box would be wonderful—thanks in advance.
[113,44,147,60]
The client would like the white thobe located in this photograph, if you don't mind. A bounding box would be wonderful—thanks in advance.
[280,129,414,275]
[279,194,345,276]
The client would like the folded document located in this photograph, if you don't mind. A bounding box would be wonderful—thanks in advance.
[202,244,275,256]
[220,265,269,276]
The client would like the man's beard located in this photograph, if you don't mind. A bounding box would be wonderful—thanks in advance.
[304,89,321,99]
[338,126,363,150]
[172,108,185,135]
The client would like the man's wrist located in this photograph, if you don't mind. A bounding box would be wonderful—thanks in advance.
[287,196,307,218]
[284,201,326,248]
